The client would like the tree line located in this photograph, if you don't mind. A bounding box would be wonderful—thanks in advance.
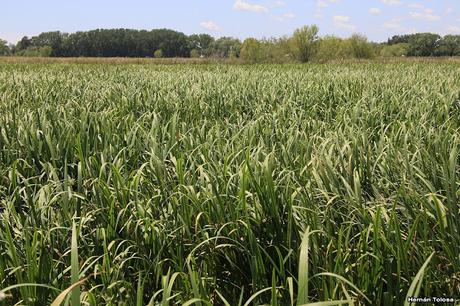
[0,29,240,59]
[1,26,459,62]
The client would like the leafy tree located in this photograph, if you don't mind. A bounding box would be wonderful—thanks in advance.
[254,37,295,63]
[0,39,10,55]
[15,36,32,51]
[30,31,66,56]
[315,35,352,62]
[150,29,190,57]
[407,33,441,56]
[292,24,319,63]
[370,42,384,57]
[7,27,460,60]
[380,43,409,57]
[19,28,192,58]
[16,46,52,57]
[188,34,214,56]
[210,37,242,58]
[348,34,374,58]
[386,33,452,57]
[240,38,263,63]
[39,46,52,57]
[436,35,460,56]
[387,34,410,45]
[154,49,163,58]
[190,49,200,58]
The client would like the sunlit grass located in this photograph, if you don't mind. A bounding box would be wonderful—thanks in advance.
[0,62,459,305]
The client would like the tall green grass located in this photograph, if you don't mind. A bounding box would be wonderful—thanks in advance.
[0,62,459,305]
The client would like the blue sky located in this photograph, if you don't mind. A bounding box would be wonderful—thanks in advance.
[1,0,459,44]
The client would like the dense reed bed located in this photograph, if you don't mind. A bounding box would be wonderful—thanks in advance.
[0,62,459,305]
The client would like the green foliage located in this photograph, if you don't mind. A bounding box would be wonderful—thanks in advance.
[387,33,460,57]
[436,35,460,56]
[0,62,459,305]
[31,31,66,56]
[188,34,214,56]
[315,36,352,62]
[314,34,379,61]
[190,49,200,58]
[380,43,409,57]
[0,39,10,56]
[14,29,191,57]
[71,220,81,306]
[154,49,163,58]
[388,34,411,45]
[261,36,296,63]
[15,36,32,52]
[292,25,319,62]
[407,33,441,56]
[349,34,374,59]
[8,28,460,61]
[240,38,263,63]
[16,45,52,57]
[209,36,242,58]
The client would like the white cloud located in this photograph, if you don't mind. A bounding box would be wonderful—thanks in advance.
[381,0,402,6]
[407,3,423,9]
[383,17,403,30]
[409,10,440,21]
[334,15,349,22]
[316,0,340,9]
[276,12,295,21]
[317,0,328,8]
[369,8,381,15]
[446,26,460,34]
[314,12,324,19]
[445,8,453,15]
[234,0,268,13]
[200,21,220,31]
[405,4,440,22]
[333,15,356,31]
[273,0,286,7]
[315,0,341,19]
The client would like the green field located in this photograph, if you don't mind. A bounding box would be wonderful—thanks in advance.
[0,62,459,305]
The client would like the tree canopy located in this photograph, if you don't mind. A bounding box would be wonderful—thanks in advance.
[2,26,460,62]
[292,25,319,63]
[0,39,10,55]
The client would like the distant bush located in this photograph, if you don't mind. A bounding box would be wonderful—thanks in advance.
[292,25,319,63]
[315,36,352,62]
[0,39,10,55]
[154,49,163,58]
[190,49,200,58]
[380,43,410,57]
[7,27,460,62]
[436,35,460,56]
[240,38,263,63]
[16,46,52,57]
[349,34,374,59]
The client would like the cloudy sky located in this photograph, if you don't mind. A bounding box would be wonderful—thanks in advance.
[1,0,459,44]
